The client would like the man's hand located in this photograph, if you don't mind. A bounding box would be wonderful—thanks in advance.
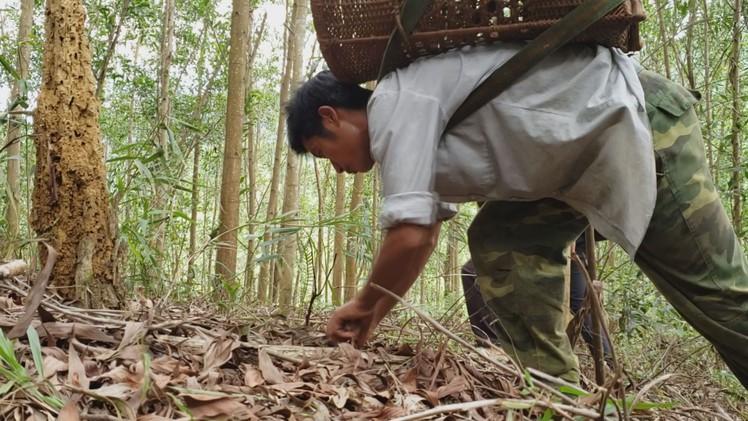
[325,222,442,347]
[326,298,377,346]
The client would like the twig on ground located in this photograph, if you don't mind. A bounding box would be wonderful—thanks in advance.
[369,284,593,412]
[388,397,601,421]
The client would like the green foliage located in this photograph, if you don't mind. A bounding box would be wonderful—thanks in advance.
[0,329,64,410]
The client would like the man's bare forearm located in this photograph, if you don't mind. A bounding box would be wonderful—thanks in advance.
[357,222,441,313]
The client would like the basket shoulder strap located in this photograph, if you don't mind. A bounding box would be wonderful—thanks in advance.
[377,0,432,82]
[446,0,626,131]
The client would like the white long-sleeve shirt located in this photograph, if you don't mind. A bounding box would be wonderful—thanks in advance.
[368,42,655,256]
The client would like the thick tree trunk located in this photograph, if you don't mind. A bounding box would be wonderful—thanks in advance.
[31,0,124,308]
[215,0,252,287]
[3,0,33,260]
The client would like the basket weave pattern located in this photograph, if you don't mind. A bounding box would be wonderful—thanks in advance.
[312,0,645,84]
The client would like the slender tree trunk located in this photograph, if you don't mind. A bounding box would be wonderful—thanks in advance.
[31,0,123,308]
[700,0,715,179]
[189,140,200,280]
[443,217,459,298]
[243,13,267,297]
[95,0,130,98]
[371,164,381,261]
[148,0,175,283]
[331,173,346,305]
[684,0,696,90]
[276,0,310,308]
[257,18,292,304]
[344,173,364,302]
[215,0,252,288]
[185,11,209,282]
[3,0,33,260]
[157,0,174,159]
[728,0,743,228]
[313,160,326,304]
[654,0,671,79]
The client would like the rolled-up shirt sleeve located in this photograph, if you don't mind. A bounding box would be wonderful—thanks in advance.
[368,89,451,229]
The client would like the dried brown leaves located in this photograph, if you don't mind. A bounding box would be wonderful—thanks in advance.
[0,274,745,420]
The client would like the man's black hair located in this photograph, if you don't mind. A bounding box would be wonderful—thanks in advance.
[285,70,373,154]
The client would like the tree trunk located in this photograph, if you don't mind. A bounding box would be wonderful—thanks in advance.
[313,160,327,304]
[243,13,267,297]
[331,173,346,305]
[95,0,130,98]
[157,0,174,159]
[729,0,743,228]
[700,0,715,179]
[654,0,671,80]
[257,14,293,304]
[189,139,201,280]
[186,10,219,281]
[31,0,124,308]
[344,173,364,302]
[3,0,33,260]
[148,0,175,283]
[215,0,252,287]
[276,0,309,309]
[371,164,381,261]
[443,216,460,299]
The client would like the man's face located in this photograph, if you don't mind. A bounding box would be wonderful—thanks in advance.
[302,106,375,174]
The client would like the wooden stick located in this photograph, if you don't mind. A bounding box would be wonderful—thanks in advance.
[388,397,601,421]
[0,260,28,278]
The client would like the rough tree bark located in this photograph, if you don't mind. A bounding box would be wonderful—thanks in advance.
[31,0,124,308]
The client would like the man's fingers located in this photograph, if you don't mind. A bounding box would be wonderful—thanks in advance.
[355,329,370,347]
[326,320,359,344]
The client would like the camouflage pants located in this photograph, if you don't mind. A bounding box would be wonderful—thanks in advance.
[468,70,748,388]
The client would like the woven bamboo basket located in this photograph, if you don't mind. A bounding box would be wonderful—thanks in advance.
[311,0,646,84]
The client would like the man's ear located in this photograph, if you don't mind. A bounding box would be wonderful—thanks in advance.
[317,106,339,127]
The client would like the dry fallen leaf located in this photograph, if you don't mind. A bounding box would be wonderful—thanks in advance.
[258,348,284,385]
[201,335,240,375]
[182,395,252,420]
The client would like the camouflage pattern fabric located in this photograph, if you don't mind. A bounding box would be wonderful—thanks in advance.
[468,69,748,388]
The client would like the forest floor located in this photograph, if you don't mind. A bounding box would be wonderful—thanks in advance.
[1,271,746,420]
